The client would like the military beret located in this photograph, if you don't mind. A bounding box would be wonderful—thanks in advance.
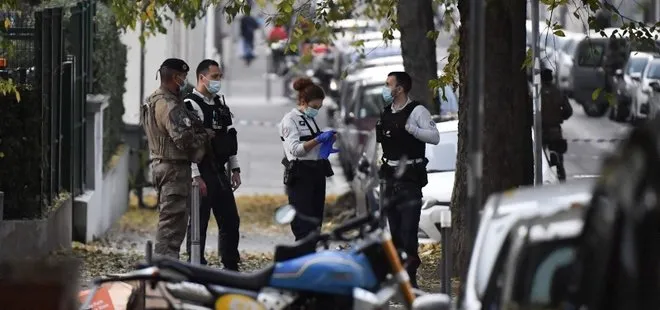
[160,58,189,73]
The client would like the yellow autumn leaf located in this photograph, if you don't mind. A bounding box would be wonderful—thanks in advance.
[0,152,4,158]
[3,18,10,30]
[14,89,20,102]
[146,1,155,20]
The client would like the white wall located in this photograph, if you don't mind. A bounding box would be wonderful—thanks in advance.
[122,8,219,126]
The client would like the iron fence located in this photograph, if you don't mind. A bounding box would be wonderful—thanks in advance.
[1,0,95,207]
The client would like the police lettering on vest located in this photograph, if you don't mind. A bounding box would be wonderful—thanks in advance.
[184,92,238,166]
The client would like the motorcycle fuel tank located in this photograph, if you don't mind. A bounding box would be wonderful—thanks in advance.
[269,251,378,295]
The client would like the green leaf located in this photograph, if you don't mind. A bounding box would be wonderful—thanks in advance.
[553,29,565,37]
[592,88,602,101]
[287,43,298,53]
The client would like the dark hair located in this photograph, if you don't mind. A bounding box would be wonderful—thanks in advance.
[196,59,220,80]
[541,68,553,83]
[388,71,412,93]
[293,77,325,103]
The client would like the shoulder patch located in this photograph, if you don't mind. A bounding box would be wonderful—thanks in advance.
[183,117,191,127]
[430,120,436,127]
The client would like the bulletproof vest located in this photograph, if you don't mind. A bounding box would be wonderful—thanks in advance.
[298,115,321,141]
[377,101,425,160]
[541,84,563,128]
[142,87,191,161]
[185,93,237,165]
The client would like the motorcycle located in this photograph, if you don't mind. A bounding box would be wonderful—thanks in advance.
[81,157,451,310]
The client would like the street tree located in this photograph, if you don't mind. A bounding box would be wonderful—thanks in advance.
[449,0,660,279]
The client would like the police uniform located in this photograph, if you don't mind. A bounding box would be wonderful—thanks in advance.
[141,58,210,259]
[376,98,439,287]
[183,88,241,269]
[279,108,333,240]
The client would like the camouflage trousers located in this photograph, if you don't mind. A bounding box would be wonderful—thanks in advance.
[152,160,191,259]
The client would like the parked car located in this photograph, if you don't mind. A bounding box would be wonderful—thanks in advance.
[328,55,403,101]
[610,51,657,122]
[570,27,660,117]
[630,56,660,123]
[460,178,595,310]
[327,63,404,127]
[555,32,585,92]
[332,39,402,86]
[498,206,585,309]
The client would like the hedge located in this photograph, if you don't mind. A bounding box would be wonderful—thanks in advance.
[0,86,45,219]
[92,3,127,172]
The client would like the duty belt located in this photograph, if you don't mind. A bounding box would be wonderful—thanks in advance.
[382,158,425,166]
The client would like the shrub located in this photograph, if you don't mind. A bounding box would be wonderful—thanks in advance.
[92,3,127,172]
[0,85,44,219]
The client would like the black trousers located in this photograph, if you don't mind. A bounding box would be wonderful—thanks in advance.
[186,169,240,270]
[286,165,327,241]
[384,179,423,288]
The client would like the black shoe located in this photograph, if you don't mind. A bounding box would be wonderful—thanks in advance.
[223,262,239,272]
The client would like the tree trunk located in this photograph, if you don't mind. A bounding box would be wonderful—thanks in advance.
[451,0,533,279]
[397,0,439,114]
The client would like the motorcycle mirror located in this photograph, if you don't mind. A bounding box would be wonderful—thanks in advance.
[274,204,297,224]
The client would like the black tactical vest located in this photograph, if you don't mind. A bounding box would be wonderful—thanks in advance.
[185,93,238,168]
[377,101,425,160]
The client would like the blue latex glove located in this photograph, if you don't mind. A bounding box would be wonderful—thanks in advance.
[316,130,336,144]
[319,140,340,159]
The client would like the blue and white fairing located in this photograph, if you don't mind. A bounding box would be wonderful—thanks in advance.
[268,250,378,295]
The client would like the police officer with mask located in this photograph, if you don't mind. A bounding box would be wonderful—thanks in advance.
[141,58,212,259]
[376,71,439,287]
[183,59,241,270]
[540,68,572,181]
[279,77,338,240]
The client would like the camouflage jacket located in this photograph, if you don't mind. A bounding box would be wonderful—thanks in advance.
[141,87,209,163]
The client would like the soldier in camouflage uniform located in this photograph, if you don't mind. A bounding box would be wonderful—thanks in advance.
[141,58,212,259]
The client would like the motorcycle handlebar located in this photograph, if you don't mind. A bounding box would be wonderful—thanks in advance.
[331,213,374,238]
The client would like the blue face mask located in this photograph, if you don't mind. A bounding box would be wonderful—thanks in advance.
[207,79,222,94]
[304,107,319,118]
[382,87,394,103]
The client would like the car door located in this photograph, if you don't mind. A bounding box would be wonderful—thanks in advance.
[349,83,385,165]
[571,38,607,105]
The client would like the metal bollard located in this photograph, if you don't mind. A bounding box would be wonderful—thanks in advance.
[439,207,452,295]
[190,179,201,265]
[378,179,386,228]
[265,48,272,103]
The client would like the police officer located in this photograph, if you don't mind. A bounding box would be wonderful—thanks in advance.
[141,58,211,259]
[540,68,572,181]
[376,71,439,287]
[279,77,337,241]
[183,59,242,270]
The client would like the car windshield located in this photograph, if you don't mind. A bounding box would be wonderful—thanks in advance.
[627,57,649,74]
[425,129,457,173]
[646,61,660,79]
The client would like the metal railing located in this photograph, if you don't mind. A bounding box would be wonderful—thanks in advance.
[0,0,95,207]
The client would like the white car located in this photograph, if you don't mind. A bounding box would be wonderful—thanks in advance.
[460,178,595,310]
[631,56,660,122]
[418,120,559,242]
[554,32,585,93]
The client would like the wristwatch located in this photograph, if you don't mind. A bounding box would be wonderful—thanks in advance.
[232,168,241,174]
